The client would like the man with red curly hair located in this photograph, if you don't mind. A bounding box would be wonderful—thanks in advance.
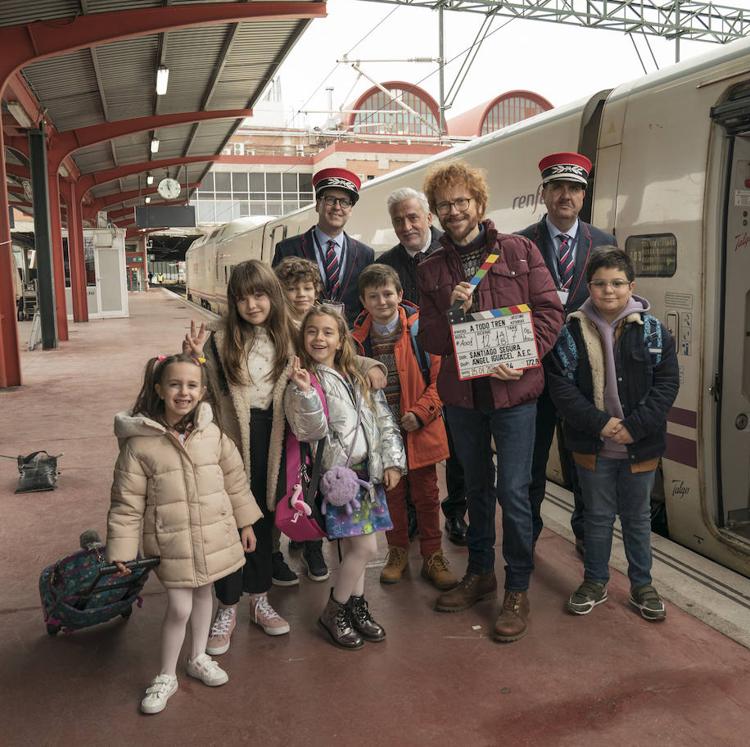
[416,161,563,642]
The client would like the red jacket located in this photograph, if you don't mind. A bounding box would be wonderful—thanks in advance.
[416,220,564,410]
[352,304,449,470]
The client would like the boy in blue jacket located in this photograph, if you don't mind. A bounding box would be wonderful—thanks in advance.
[547,247,679,621]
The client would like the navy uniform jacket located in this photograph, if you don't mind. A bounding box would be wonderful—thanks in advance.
[272,226,374,326]
[377,226,442,306]
[516,216,616,315]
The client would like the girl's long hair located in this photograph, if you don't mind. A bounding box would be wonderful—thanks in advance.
[298,305,371,404]
[221,260,295,386]
[131,353,209,432]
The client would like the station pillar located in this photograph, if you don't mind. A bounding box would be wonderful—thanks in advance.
[0,125,22,387]
[61,179,88,322]
[27,127,59,350]
[46,170,69,341]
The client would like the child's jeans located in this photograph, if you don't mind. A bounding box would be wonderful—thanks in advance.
[577,456,655,589]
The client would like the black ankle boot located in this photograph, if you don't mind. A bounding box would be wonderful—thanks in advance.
[347,595,386,642]
[318,591,363,649]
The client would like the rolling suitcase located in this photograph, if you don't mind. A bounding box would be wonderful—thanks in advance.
[39,541,159,636]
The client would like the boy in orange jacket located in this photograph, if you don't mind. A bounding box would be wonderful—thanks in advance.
[352,264,457,591]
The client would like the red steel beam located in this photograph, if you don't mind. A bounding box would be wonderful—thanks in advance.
[5,163,30,180]
[87,182,200,213]
[8,110,251,168]
[78,155,216,198]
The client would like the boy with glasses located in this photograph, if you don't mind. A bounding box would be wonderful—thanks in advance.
[272,168,374,326]
[546,247,679,621]
[517,152,617,556]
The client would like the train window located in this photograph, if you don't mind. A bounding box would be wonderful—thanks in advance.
[624,234,677,277]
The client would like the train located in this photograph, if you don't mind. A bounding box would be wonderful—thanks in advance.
[186,36,750,578]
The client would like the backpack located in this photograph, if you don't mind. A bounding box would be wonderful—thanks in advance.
[555,313,663,380]
[275,374,328,542]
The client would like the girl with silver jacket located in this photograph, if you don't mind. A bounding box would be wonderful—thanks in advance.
[285,305,406,650]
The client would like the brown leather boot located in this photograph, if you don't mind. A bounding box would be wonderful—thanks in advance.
[380,546,409,584]
[434,571,497,612]
[493,590,530,642]
[421,550,458,591]
[318,591,364,649]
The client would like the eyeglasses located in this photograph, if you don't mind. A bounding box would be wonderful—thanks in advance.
[321,195,353,209]
[588,280,632,290]
[435,197,472,215]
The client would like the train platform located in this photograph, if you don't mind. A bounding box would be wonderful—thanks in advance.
[2,289,750,746]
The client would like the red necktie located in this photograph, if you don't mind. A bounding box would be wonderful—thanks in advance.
[325,239,341,299]
[558,234,574,291]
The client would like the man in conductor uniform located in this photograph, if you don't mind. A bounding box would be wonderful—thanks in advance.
[517,152,616,552]
[272,167,374,326]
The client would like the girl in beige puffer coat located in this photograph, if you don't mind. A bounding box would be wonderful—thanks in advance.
[107,353,261,715]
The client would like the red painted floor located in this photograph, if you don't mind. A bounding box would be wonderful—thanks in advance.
[2,290,749,746]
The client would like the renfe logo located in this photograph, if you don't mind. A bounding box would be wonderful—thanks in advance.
[511,184,544,212]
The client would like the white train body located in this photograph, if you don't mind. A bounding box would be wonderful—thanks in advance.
[186,38,750,576]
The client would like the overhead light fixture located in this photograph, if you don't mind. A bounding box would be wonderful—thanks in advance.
[156,66,170,96]
[150,138,160,154]
[6,100,34,129]
[145,196,151,204]
[146,174,154,186]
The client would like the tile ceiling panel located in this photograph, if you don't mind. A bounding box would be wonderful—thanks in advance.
[71,145,114,174]
[22,50,103,131]
[0,1,80,25]
[95,35,161,121]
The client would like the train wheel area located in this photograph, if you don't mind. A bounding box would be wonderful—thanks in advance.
[1,290,750,744]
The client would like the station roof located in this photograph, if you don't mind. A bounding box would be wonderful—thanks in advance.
[2,1,325,224]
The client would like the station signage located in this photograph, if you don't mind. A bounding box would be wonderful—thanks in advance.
[135,205,196,228]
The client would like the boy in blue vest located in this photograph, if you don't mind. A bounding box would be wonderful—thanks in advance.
[546,247,679,621]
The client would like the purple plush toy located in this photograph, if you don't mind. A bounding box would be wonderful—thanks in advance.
[319,466,371,515]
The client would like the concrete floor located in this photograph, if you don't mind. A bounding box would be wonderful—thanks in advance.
[2,290,750,746]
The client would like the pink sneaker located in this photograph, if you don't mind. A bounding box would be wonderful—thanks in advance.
[206,604,237,655]
[248,593,290,636]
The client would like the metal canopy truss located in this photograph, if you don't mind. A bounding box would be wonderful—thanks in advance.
[366,1,750,44]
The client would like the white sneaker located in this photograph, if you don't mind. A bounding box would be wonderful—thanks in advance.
[206,604,238,655]
[140,674,178,714]
[186,652,229,687]
[249,593,290,636]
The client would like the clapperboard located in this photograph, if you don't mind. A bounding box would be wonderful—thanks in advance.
[448,253,540,381]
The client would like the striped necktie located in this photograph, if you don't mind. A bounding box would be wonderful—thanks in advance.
[557,233,574,291]
[325,239,341,299]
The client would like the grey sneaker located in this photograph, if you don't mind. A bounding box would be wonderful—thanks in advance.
[567,580,608,615]
[629,584,666,621]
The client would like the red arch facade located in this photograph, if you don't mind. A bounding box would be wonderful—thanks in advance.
[345,81,440,137]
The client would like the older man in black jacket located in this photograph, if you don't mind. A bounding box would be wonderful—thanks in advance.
[379,187,468,546]
[517,152,616,552]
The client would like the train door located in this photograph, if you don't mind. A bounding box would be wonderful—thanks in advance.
[714,85,750,542]
[266,224,287,262]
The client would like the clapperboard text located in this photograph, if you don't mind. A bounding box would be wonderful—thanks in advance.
[451,305,540,381]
